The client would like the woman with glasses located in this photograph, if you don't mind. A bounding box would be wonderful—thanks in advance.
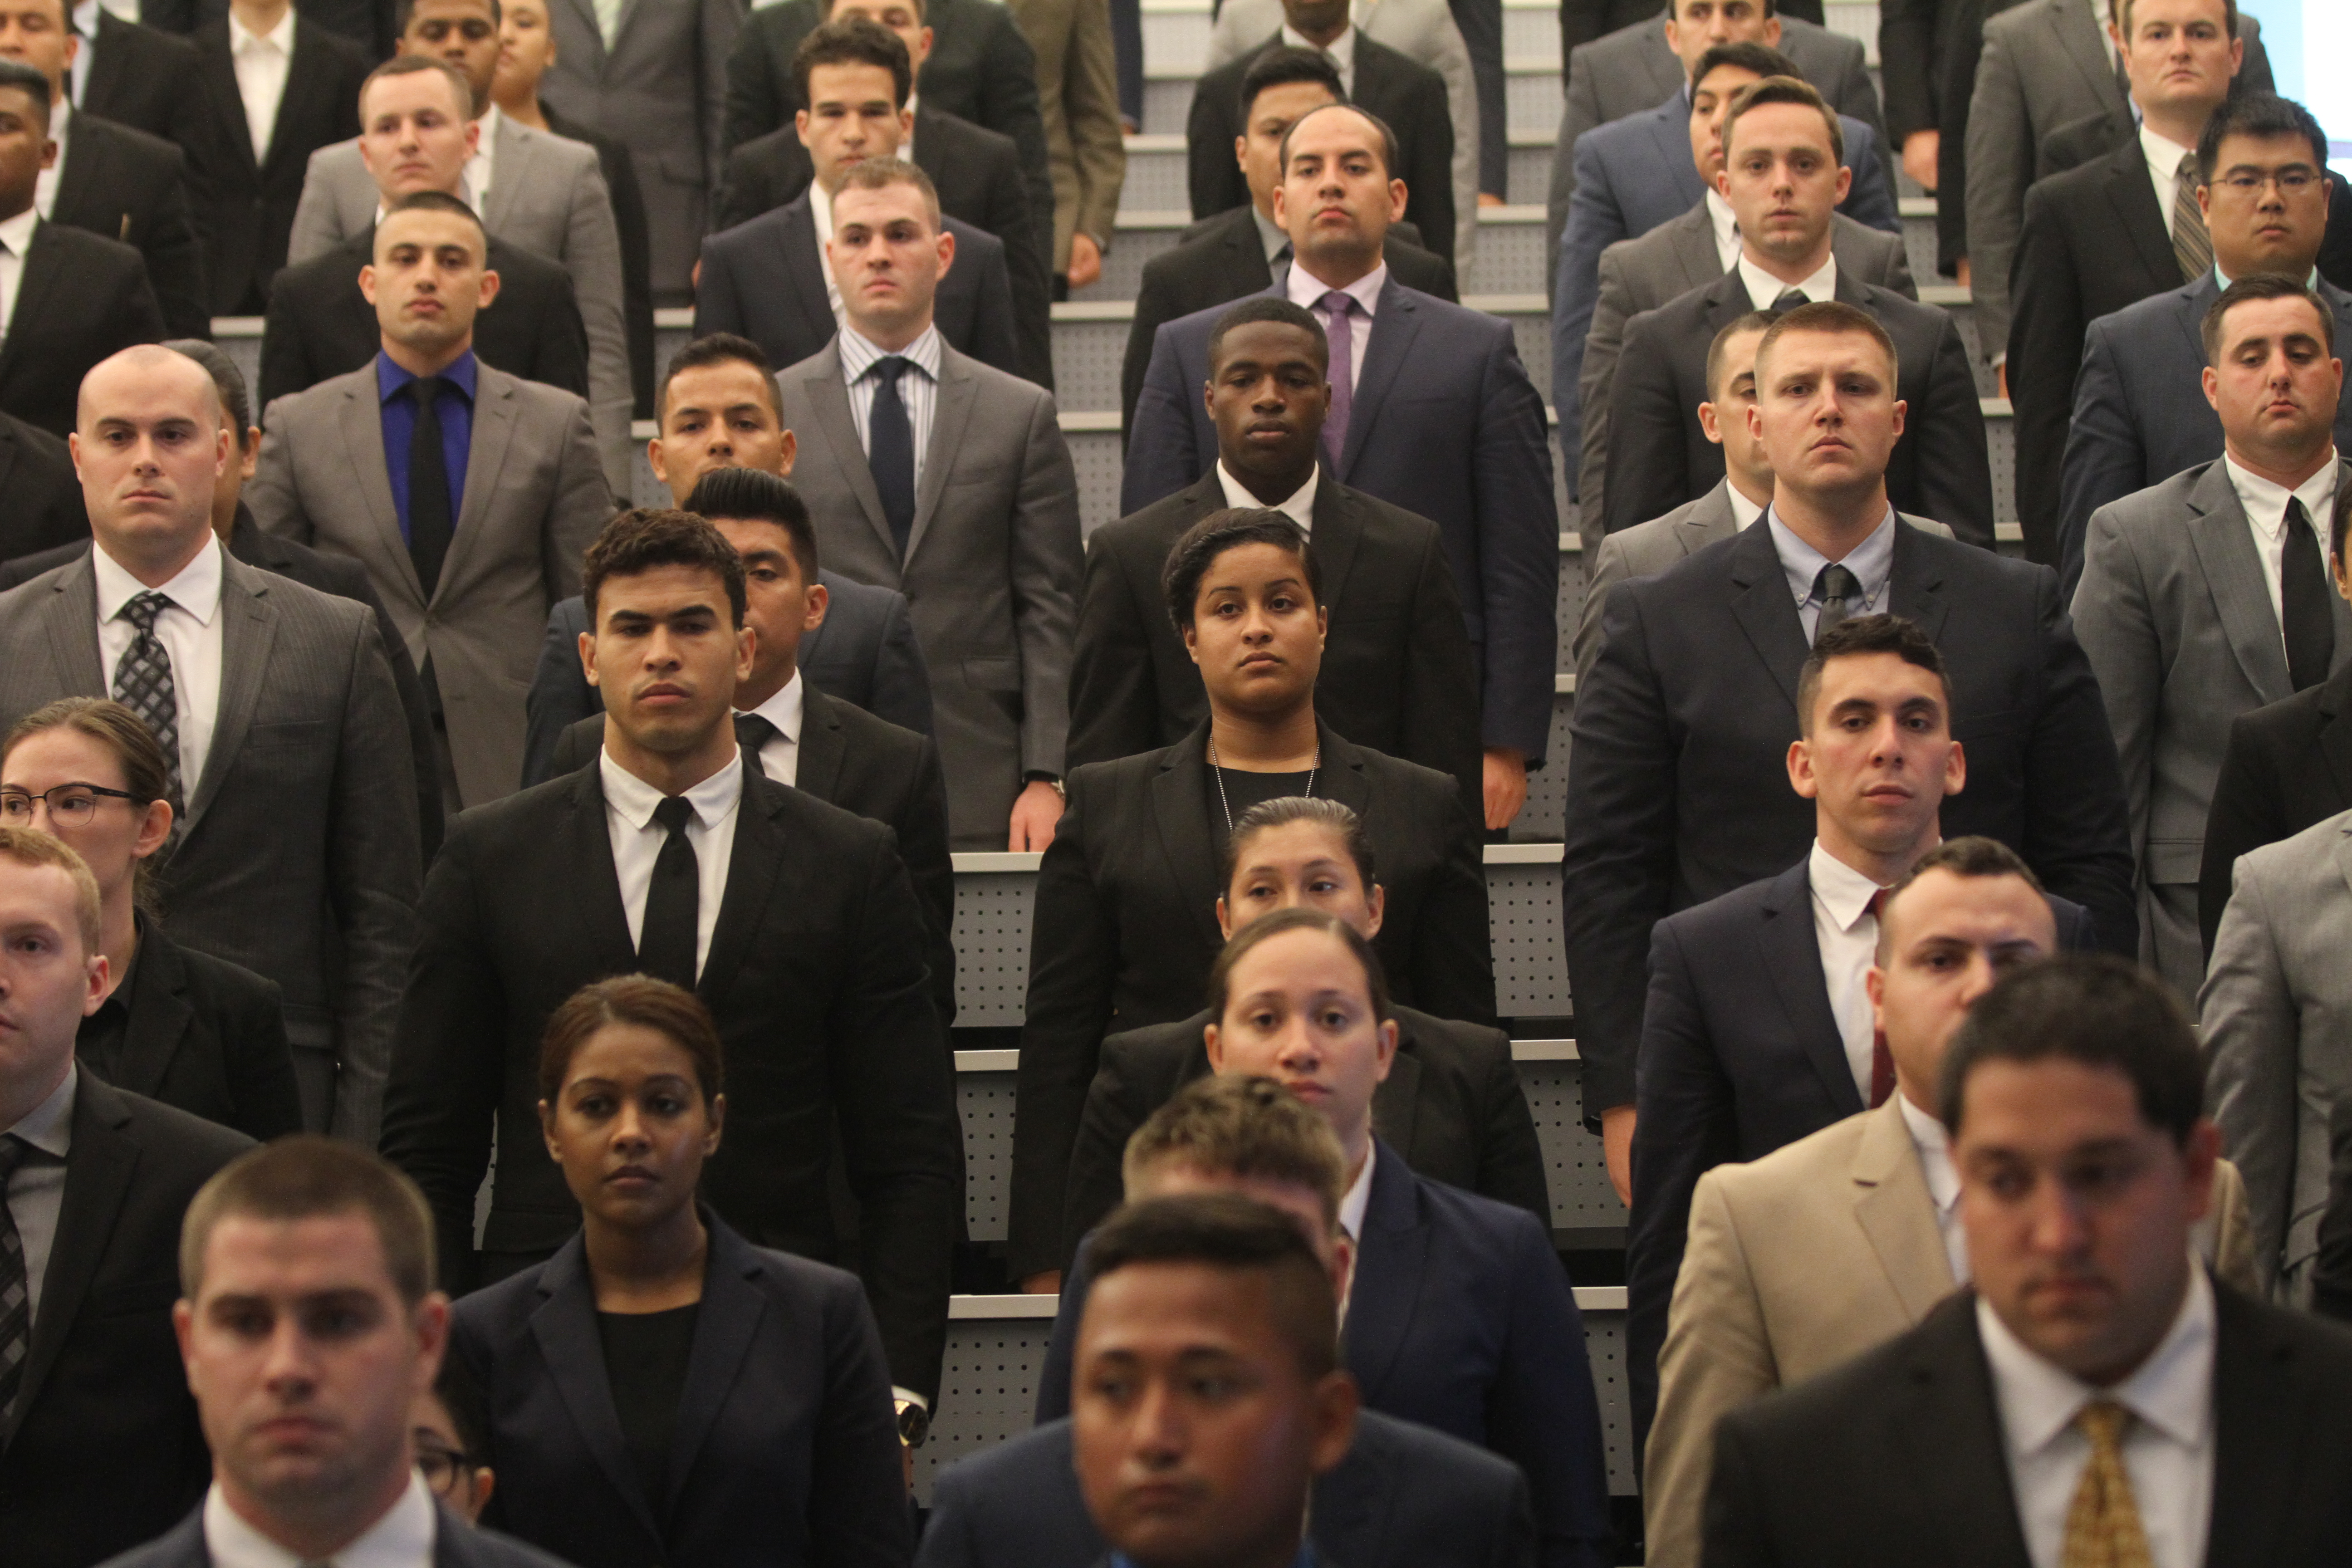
[1,698,301,1139]
[415,1360,498,1523]
[450,975,911,1568]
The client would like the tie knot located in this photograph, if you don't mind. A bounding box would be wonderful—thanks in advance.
[118,590,170,632]
[734,711,779,753]
[0,1133,27,1181]
[2075,1397,2134,1453]
[407,375,444,409]
[2286,495,2316,538]
[871,354,911,388]
[1815,563,1862,603]
[1771,287,1809,314]
[652,795,694,835]
[1318,289,1355,321]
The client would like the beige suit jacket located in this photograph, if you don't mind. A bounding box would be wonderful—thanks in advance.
[1642,1096,2259,1568]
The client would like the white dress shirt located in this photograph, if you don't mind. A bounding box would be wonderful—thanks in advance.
[1334,1138,1376,1322]
[33,99,69,220]
[2222,452,2337,634]
[93,535,227,796]
[204,1471,437,1568]
[229,6,297,164]
[1216,460,1319,533]
[2139,121,2195,240]
[1705,188,1740,273]
[2,1063,76,1325]
[738,670,804,787]
[1767,505,1896,642]
[1896,1090,1968,1282]
[466,103,500,209]
[1726,481,1766,530]
[599,747,744,980]
[1284,260,1384,396]
[1980,1269,2217,1568]
[0,205,40,347]
[1737,250,1837,313]
[1807,840,1887,1104]
[839,321,942,494]
[67,0,104,108]
[1281,20,1357,94]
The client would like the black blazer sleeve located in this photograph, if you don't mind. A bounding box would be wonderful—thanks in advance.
[1402,771,1499,1026]
[1910,312,1996,549]
[721,0,811,152]
[1392,513,1485,807]
[522,605,598,789]
[1121,257,1186,443]
[715,132,801,231]
[1465,1027,1551,1229]
[599,142,657,417]
[1876,0,1941,143]
[2016,566,2140,957]
[897,734,961,1031]
[2005,180,2090,559]
[1395,67,1456,265]
[1058,1040,1161,1269]
[1601,308,1691,535]
[1185,68,1249,220]
[1067,526,1163,769]
[192,956,307,1142]
[2200,709,2288,960]
[959,233,1024,380]
[973,132,1056,390]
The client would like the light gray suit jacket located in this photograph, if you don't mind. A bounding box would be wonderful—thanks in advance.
[1573,206,1916,547]
[2201,803,2352,1299]
[247,360,614,810]
[1207,0,1477,268]
[776,337,1081,849]
[1544,10,1885,303]
[1571,480,1953,689]
[2073,458,2352,893]
[0,548,421,1142]
[285,118,634,491]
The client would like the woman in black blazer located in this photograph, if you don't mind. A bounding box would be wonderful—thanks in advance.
[450,975,911,1568]
[1009,510,1493,1286]
[0,698,301,1139]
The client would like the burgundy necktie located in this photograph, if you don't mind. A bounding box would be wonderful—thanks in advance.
[1865,888,1895,1107]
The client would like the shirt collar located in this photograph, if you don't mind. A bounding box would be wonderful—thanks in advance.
[1979,1267,2216,1456]
[740,668,804,744]
[1727,481,1767,529]
[49,96,70,147]
[228,5,294,52]
[838,321,943,383]
[1279,20,1353,71]
[1704,187,1738,247]
[598,745,745,834]
[70,0,95,34]
[1216,459,1318,532]
[1807,838,1889,932]
[1252,203,1291,266]
[2139,119,2194,180]
[1768,505,1896,612]
[5,1060,76,1158]
[2223,451,2338,542]
[1284,259,1385,318]
[1896,1091,1961,1216]
[203,1472,437,1568]
[0,204,39,258]
[1737,249,1837,313]
[376,350,480,406]
[1338,1138,1376,1243]
[93,532,225,630]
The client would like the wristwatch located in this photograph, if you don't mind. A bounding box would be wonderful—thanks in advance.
[895,1396,931,1448]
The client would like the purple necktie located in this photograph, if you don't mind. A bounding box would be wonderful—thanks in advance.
[1318,290,1356,471]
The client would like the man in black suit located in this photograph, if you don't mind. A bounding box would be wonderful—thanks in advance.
[1567,300,2136,1209]
[696,19,1023,386]
[1604,75,1992,541]
[0,828,253,1568]
[1703,954,2352,1568]
[183,0,372,315]
[521,333,936,781]
[1077,297,1480,808]
[1122,47,1455,439]
[1188,0,1455,262]
[70,6,196,140]
[378,507,961,1412]
[0,407,84,561]
[2003,0,2241,566]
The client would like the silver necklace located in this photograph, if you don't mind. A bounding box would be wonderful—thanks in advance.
[1208,734,1318,833]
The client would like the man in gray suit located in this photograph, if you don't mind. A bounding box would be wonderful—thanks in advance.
[777,158,1080,849]
[287,45,633,493]
[0,346,420,1141]
[2073,275,2352,1004]
[248,194,613,816]
[1545,0,1887,306]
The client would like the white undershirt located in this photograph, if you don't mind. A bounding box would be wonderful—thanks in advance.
[93,534,225,796]
[1216,459,1318,533]
[1705,188,1740,273]
[2222,451,2337,636]
[598,745,743,978]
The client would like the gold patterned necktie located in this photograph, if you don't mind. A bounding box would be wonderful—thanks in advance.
[2173,152,2213,283]
[2059,1399,2155,1568]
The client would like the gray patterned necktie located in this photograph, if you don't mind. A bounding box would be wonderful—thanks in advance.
[0,1135,32,1426]
[2172,152,2213,282]
[112,591,181,812]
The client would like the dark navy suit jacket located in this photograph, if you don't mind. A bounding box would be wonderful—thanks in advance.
[97,1500,577,1568]
[917,1412,1538,1568]
[1033,1139,1613,1568]
[449,1218,911,1568]
[1121,274,1558,760]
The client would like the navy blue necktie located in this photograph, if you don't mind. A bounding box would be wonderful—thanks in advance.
[868,356,916,559]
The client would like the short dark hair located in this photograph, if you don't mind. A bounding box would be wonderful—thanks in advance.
[1703,309,1779,401]
[182,1138,438,1305]
[1876,835,2047,960]
[1161,509,1320,631]
[2197,92,2329,183]
[1938,954,2205,1147]
[432,1355,493,1465]
[1794,612,1949,732]
[793,15,912,112]
[1085,1193,1341,1380]
[834,155,941,227]
[539,974,725,1107]
[1724,74,1843,165]
[1757,299,1900,383]
[1674,0,1775,17]
[1690,40,1801,89]
[658,332,782,427]
[2200,272,2335,365]
[681,466,821,581]
[825,0,922,16]
[1124,1075,1348,1230]
[581,508,750,630]
[380,189,488,255]
[0,58,52,126]
[1219,797,1375,901]
[163,339,252,438]
[1277,101,1401,184]
[1238,45,1343,123]
[1208,296,1328,374]
[361,53,475,120]
[1205,906,1392,1027]
[397,0,500,32]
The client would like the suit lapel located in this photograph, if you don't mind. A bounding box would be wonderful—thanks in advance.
[480,116,526,234]
[182,559,278,836]
[793,683,847,800]
[5,1078,137,1446]
[37,554,107,698]
[1725,518,1809,710]
[1369,1032,1425,1157]
[559,0,610,64]
[1847,1099,1957,1321]
[699,779,787,1014]
[1680,480,1740,551]
[107,924,193,1101]
[2048,0,2129,122]
[1665,202,1721,289]
[1151,730,1229,954]
[2203,1285,2304,1568]
[779,201,840,353]
[1757,862,1865,1116]
[2183,461,2294,704]
[1340,279,1421,479]
[565,767,640,975]
[1343,1140,1426,1402]
[334,373,419,607]
[1308,473,1365,610]
[2101,138,2179,289]
[526,1240,663,1537]
[445,371,521,607]
[1891,1296,2036,1568]
[0,224,69,385]
[1217,206,1276,292]
[1885,521,1952,647]
[663,1223,769,1507]
[801,347,896,559]
[197,34,261,179]
[1643,102,1703,211]
[84,17,130,113]
[908,349,978,563]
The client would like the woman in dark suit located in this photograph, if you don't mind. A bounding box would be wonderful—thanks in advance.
[0,698,301,1139]
[1009,509,1494,1288]
[450,975,911,1568]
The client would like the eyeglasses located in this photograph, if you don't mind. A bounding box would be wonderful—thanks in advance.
[416,1441,476,1495]
[0,783,142,825]
[2213,168,2321,196]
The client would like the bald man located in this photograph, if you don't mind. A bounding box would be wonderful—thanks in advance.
[0,346,422,1144]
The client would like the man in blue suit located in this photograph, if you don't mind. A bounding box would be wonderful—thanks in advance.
[1124,101,1556,830]
[2058,93,2352,595]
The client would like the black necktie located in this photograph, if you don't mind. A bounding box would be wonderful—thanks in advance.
[734,711,779,780]
[0,1135,31,1426]
[867,356,916,559]
[637,795,699,989]
[1814,563,1862,644]
[2282,497,2334,691]
[406,376,455,598]
[1771,287,1808,314]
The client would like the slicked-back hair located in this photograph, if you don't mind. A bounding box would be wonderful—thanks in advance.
[1208,295,1329,374]
[1085,1193,1341,1380]
[361,52,475,121]
[581,508,750,630]
[181,1137,439,1305]
[1875,835,2046,961]
[0,59,52,127]
[1756,298,1900,385]
[1122,1074,1348,1230]
[1793,612,1950,734]
[793,15,913,112]
[1161,508,1319,631]
[1703,309,1778,401]
[1723,74,1844,166]
[163,339,252,438]
[539,974,725,1107]
[2197,92,2328,180]
[2200,272,2334,366]
[1937,954,2205,1146]
[5,698,173,911]
[1205,905,1393,1027]
[1238,45,1343,122]
[1219,797,1375,900]
[1277,100,1401,182]
[834,154,941,227]
[681,466,821,582]
[0,824,99,954]
[657,331,782,426]
[1690,40,1801,89]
